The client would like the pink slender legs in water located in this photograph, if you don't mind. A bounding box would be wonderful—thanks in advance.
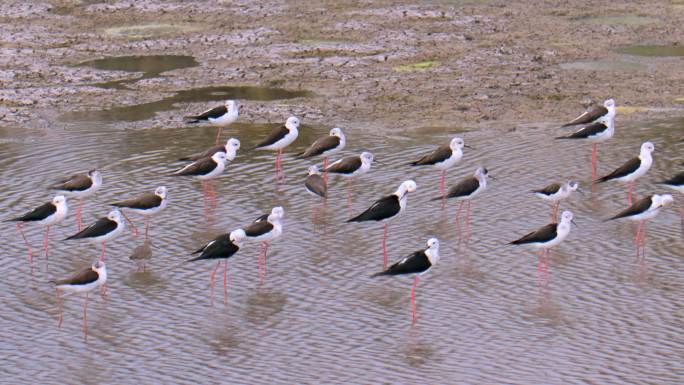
[551,202,560,222]
[410,275,420,325]
[43,225,51,270]
[627,181,635,205]
[591,144,598,180]
[382,223,389,268]
[275,149,284,180]
[634,220,647,261]
[144,219,150,241]
[323,157,329,184]
[223,260,229,305]
[120,210,139,237]
[16,223,33,263]
[215,127,222,145]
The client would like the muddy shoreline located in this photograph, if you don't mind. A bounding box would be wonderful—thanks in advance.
[1,0,683,132]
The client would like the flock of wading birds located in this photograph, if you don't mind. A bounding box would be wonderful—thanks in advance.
[6,98,684,340]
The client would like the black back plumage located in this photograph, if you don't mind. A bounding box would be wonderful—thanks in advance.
[8,201,56,222]
[244,220,274,237]
[255,125,289,148]
[299,136,340,158]
[562,105,608,127]
[53,268,99,286]
[510,223,558,245]
[436,177,479,200]
[112,194,162,210]
[410,145,451,166]
[189,233,240,261]
[661,171,684,187]
[305,174,327,198]
[172,156,218,177]
[595,157,641,183]
[556,121,608,140]
[532,183,562,196]
[186,105,227,123]
[326,156,362,174]
[372,250,431,277]
[348,195,400,222]
[179,144,225,161]
[65,217,117,240]
[607,195,654,220]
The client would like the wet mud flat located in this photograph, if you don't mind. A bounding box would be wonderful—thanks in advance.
[1,0,684,132]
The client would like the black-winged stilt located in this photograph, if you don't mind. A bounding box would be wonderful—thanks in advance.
[50,170,102,231]
[556,117,615,178]
[185,100,238,144]
[111,186,168,241]
[190,229,247,304]
[242,206,284,282]
[64,209,125,262]
[660,171,684,231]
[595,141,654,205]
[532,180,580,222]
[179,137,240,162]
[254,116,300,177]
[304,165,327,199]
[561,98,616,127]
[324,151,374,204]
[410,137,468,198]
[298,127,346,182]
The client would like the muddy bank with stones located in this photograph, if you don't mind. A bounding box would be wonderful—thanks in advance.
[1,0,683,133]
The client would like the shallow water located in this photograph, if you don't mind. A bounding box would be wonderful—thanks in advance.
[1,106,683,383]
[617,45,684,57]
[77,55,200,89]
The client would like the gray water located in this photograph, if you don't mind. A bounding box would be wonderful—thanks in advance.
[1,105,683,383]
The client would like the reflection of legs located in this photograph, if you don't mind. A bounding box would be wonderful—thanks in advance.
[209,261,220,305]
[215,127,222,145]
[223,260,229,305]
[16,223,33,263]
[323,157,329,184]
[145,219,150,241]
[552,202,559,223]
[410,275,420,325]
[627,182,634,205]
[382,224,389,268]
[56,289,63,327]
[464,200,472,245]
[634,220,644,260]
[76,199,84,231]
[83,292,89,342]
[455,201,465,244]
[591,144,598,179]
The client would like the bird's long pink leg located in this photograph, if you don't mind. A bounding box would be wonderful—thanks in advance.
[640,223,647,261]
[552,202,560,222]
[634,221,644,259]
[209,261,220,305]
[43,226,50,270]
[120,210,139,237]
[76,199,84,231]
[145,219,150,241]
[83,292,89,342]
[628,182,634,205]
[275,149,283,172]
[382,223,389,268]
[223,260,229,305]
[455,201,465,244]
[440,170,446,210]
[323,157,329,184]
[56,289,63,327]
[263,243,269,279]
[99,242,106,262]
[16,223,33,263]
[215,127,222,145]
[591,144,598,179]
[411,275,420,325]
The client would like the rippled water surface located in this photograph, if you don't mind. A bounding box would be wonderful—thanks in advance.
[1,107,682,383]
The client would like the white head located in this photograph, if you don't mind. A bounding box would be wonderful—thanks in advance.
[225,100,237,111]
[361,151,374,165]
[640,141,655,155]
[604,98,615,109]
[450,137,465,150]
[655,194,674,208]
[230,228,247,245]
[425,237,440,265]
[269,206,285,222]
[225,138,241,160]
[155,186,167,199]
[560,210,574,224]
[397,180,417,195]
[329,127,344,138]
[88,170,102,185]
[91,260,106,274]
[286,116,300,130]
[108,209,122,223]
[52,195,67,207]
[212,151,228,164]
[307,165,320,175]
[474,167,489,178]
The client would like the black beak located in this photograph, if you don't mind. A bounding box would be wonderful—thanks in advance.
[571,219,578,228]
[488,175,497,181]
[464,144,475,150]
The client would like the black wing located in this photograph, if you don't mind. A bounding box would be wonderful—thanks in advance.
[326,156,361,174]
[661,171,684,187]
[172,156,218,176]
[595,157,641,183]
[9,201,56,222]
[50,173,92,192]
[510,223,558,245]
[300,136,340,157]
[305,174,327,198]
[253,213,269,223]
[65,217,117,240]
[608,195,654,220]
[410,145,451,166]
[556,122,608,140]
[189,233,240,261]
[438,177,479,200]
[562,105,608,127]
[54,267,99,286]
[255,125,289,148]
[532,183,561,196]
[186,105,227,123]
[112,193,162,210]
[348,195,400,222]
[244,220,274,237]
[372,250,431,276]
[179,144,224,161]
